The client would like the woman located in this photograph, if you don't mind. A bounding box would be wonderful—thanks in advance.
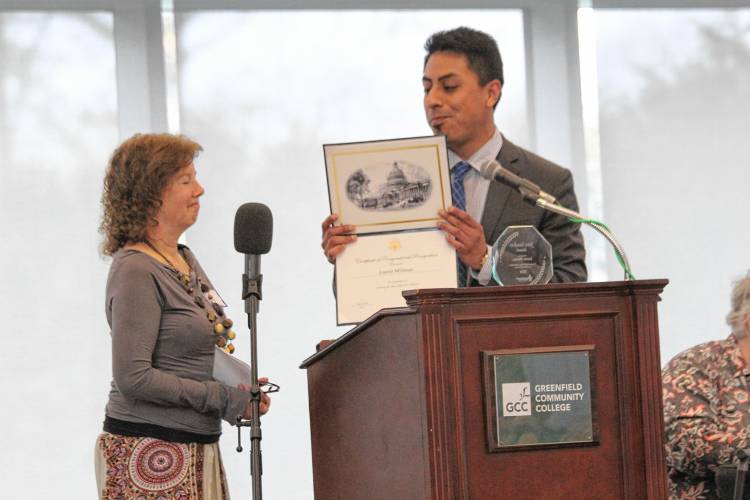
[96,133,269,499]
[663,271,750,499]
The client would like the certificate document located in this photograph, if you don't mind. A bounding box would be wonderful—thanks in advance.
[335,229,458,325]
[325,136,457,324]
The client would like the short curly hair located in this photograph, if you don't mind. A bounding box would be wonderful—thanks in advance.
[728,271,750,339]
[99,133,202,256]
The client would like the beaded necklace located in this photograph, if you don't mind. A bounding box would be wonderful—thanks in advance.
[144,239,236,354]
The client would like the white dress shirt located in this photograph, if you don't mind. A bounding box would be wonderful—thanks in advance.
[447,128,503,286]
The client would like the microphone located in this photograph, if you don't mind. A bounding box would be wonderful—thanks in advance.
[479,160,557,204]
[232,202,273,499]
[234,202,273,301]
[479,161,635,279]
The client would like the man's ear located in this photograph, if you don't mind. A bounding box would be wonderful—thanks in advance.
[486,80,502,108]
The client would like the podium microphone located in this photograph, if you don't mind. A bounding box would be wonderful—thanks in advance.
[233,202,273,500]
[480,160,635,280]
[479,159,557,204]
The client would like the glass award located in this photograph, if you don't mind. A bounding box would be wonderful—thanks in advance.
[491,226,553,286]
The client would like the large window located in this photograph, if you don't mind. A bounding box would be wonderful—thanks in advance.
[3,3,750,498]
[0,11,118,496]
[588,9,750,360]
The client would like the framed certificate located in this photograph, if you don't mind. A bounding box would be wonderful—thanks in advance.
[324,136,451,234]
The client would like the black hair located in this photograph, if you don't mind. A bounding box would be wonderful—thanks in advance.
[424,26,504,86]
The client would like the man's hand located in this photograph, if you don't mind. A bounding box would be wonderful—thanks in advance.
[321,214,357,264]
[438,206,487,269]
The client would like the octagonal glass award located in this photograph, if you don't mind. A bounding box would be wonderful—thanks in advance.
[491,226,553,286]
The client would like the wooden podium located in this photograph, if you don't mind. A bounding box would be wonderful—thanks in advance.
[300,280,668,499]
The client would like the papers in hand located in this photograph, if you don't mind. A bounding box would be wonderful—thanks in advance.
[213,346,252,387]
[335,229,457,324]
[324,135,456,325]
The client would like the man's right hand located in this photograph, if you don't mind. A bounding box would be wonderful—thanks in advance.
[321,214,357,264]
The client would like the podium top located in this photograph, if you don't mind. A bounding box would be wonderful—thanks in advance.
[401,279,668,307]
[300,279,668,369]
[299,306,413,369]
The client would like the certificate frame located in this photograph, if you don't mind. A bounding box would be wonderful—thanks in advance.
[324,135,451,235]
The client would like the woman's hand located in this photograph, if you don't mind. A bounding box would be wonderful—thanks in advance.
[239,377,271,418]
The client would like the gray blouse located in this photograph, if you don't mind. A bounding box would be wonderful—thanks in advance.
[104,247,249,436]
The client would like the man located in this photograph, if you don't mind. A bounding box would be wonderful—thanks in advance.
[322,26,586,285]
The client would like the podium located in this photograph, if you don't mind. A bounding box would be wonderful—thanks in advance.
[300,280,668,499]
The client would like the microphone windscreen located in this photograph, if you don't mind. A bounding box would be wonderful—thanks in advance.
[479,160,499,180]
[234,202,273,255]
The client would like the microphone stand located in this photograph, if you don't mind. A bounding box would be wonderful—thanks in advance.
[235,254,264,500]
[734,449,750,500]
[517,187,634,280]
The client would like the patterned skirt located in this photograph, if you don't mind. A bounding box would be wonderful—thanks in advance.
[95,432,229,499]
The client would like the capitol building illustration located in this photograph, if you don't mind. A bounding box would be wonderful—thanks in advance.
[347,162,432,211]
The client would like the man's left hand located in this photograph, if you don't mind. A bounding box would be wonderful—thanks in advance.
[438,206,487,270]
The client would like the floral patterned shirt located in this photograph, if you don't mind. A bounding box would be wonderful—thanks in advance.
[663,334,750,499]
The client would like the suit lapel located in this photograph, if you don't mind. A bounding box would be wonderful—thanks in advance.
[480,137,523,241]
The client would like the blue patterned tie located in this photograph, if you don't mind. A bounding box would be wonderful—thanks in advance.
[451,161,472,286]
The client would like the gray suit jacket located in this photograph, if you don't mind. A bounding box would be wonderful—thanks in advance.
[474,137,587,285]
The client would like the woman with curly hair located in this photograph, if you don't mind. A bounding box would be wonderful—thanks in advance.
[95,133,270,499]
[663,271,750,499]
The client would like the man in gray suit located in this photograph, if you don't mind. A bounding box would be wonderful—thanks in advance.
[322,26,586,285]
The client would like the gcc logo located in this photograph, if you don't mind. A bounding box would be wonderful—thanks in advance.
[502,382,531,417]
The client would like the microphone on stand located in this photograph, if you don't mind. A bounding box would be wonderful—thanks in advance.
[234,203,273,307]
[233,202,273,500]
[479,159,557,204]
[479,159,635,280]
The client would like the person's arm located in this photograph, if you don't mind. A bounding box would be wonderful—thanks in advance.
[662,352,739,477]
[539,169,587,283]
[109,263,252,423]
